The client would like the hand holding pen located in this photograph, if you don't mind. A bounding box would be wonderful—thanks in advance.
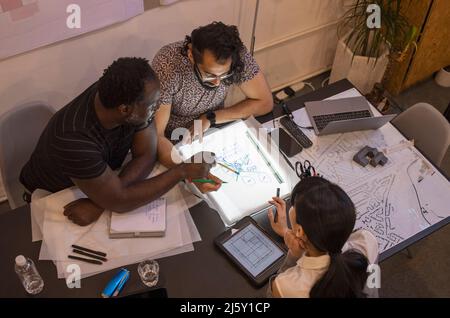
[190,172,223,193]
[268,189,288,238]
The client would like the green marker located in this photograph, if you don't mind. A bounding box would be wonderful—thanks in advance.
[191,179,228,184]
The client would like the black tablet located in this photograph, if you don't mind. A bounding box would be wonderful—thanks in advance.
[214,216,287,287]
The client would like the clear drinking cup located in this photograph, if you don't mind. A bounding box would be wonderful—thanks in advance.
[137,259,159,287]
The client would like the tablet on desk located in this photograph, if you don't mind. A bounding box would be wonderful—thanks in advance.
[215,217,287,287]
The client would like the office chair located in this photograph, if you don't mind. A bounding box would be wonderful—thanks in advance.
[444,101,450,122]
[0,103,55,209]
[392,102,450,168]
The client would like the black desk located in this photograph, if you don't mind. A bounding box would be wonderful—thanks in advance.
[1,79,448,297]
[0,200,272,297]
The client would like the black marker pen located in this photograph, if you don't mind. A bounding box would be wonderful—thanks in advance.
[274,188,280,222]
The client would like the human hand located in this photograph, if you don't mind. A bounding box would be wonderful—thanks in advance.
[192,172,222,193]
[180,151,216,179]
[284,229,305,258]
[267,196,288,237]
[63,198,104,227]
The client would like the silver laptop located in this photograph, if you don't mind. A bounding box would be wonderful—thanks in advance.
[305,96,396,135]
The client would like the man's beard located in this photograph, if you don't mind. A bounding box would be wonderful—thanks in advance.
[125,112,144,126]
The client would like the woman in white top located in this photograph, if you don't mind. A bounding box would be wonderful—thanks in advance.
[267,176,379,298]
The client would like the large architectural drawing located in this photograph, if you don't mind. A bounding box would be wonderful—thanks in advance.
[279,90,450,254]
[213,143,276,185]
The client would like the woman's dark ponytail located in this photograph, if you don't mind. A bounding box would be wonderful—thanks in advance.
[291,177,370,298]
[310,251,369,298]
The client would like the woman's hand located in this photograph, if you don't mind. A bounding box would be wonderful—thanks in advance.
[284,229,305,258]
[267,196,288,237]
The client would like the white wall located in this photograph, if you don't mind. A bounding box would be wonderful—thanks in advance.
[227,0,346,104]
[252,0,345,89]
[0,0,345,202]
[0,0,241,116]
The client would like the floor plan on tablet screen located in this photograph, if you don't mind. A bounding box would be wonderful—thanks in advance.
[223,223,284,277]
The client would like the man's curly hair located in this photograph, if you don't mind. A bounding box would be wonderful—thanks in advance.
[98,57,157,109]
[182,21,244,85]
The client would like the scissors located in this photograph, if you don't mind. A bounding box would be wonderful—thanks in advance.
[295,160,317,180]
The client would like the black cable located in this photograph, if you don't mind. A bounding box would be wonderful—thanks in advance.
[294,123,314,130]
[271,110,276,129]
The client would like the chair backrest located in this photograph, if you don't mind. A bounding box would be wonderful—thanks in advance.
[0,103,55,209]
[444,102,450,122]
[392,102,450,167]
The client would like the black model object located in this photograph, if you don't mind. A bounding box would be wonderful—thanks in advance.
[215,216,287,287]
[271,128,303,157]
[279,116,313,148]
[353,146,388,167]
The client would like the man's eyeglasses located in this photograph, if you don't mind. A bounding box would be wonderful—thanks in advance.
[194,63,233,88]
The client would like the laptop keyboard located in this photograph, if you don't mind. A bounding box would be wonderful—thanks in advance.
[313,110,371,131]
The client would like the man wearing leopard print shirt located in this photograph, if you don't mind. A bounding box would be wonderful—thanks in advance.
[152,21,273,193]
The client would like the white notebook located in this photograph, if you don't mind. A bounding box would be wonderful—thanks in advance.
[109,198,166,238]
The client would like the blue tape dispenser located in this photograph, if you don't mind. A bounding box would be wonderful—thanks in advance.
[102,268,130,298]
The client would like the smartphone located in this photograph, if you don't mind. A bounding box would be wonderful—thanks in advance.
[271,128,303,157]
[122,288,168,298]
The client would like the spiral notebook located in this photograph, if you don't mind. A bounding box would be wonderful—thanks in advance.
[109,198,166,238]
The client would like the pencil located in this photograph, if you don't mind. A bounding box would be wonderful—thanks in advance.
[274,188,280,222]
[217,162,239,175]
[68,255,103,265]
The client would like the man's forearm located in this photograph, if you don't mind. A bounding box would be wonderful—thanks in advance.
[214,98,273,124]
[113,164,185,212]
[118,154,156,187]
[157,136,179,169]
[118,123,158,187]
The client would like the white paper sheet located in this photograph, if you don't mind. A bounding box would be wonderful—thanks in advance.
[31,171,202,279]
[30,198,45,242]
[56,208,199,279]
[38,187,185,258]
[39,207,201,263]
[110,198,166,234]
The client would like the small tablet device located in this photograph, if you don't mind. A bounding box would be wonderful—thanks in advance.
[215,216,287,287]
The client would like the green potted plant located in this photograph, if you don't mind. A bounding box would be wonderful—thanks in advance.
[330,0,418,110]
